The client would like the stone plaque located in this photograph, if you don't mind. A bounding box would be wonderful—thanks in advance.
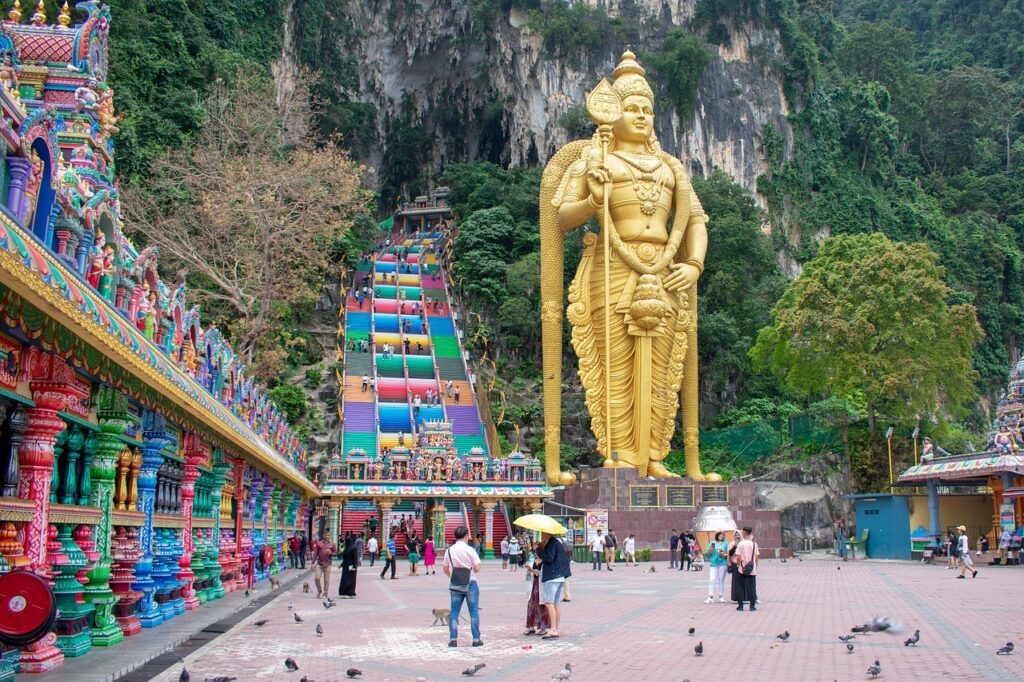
[665,485,695,508]
[700,485,729,504]
[629,485,659,508]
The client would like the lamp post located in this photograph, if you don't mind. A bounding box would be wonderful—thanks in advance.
[612,451,619,511]
[912,427,920,465]
[886,427,895,493]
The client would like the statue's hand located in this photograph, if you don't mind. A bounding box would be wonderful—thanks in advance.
[586,157,610,205]
[663,263,701,292]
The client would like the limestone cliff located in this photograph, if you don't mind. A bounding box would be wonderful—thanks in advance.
[299,0,793,197]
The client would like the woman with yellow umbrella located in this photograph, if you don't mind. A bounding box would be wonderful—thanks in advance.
[515,515,571,639]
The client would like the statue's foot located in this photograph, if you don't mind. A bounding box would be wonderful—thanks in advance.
[547,471,577,486]
[647,462,681,478]
[602,459,636,469]
[688,471,724,482]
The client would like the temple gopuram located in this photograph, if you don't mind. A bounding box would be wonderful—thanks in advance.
[323,189,551,557]
[0,2,316,674]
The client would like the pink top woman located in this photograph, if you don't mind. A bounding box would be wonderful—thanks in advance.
[423,538,436,574]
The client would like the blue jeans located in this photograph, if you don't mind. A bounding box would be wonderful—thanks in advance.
[449,581,481,642]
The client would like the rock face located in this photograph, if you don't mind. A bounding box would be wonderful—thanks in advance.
[301,0,793,197]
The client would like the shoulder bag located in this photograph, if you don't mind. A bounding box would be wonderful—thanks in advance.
[446,550,472,594]
[742,543,757,575]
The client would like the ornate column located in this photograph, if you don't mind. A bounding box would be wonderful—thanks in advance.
[133,410,171,627]
[18,350,86,673]
[231,457,247,589]
[60,427,84,504]
[178,433,203,611]
[328,499,341,546]
[528,500,544,515]
[208,451,229,599]
[1,404,28,498]
[5,156,32,221]
[85,386,136,647]
[482,500,497,558]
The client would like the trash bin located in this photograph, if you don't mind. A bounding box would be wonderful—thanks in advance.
[572,544,589,564]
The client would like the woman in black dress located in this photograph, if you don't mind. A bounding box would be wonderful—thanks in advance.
[339,535,358,598]
[728,531,743,603]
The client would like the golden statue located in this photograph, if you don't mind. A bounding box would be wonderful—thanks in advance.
[539,51,720,485]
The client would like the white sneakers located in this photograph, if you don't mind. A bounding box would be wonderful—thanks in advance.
[704,596,713,604]
[719,597,726,603]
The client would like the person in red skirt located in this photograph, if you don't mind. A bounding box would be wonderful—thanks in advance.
[524,540,552,636]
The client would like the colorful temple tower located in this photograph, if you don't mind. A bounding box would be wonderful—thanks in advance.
[0,3,316,674]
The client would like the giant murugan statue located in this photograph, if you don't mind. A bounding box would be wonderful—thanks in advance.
[540,51,720,485]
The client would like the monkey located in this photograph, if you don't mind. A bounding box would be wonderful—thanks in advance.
[302,582,310,594]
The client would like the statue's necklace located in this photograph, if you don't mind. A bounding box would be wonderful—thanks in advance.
[613,152,667,217]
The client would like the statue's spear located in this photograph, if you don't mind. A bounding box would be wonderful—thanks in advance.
[586,80,623,468]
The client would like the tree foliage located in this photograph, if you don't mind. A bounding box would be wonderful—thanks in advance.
[122,73,370,378]
[641,30,712,122]
[751,233,983,435]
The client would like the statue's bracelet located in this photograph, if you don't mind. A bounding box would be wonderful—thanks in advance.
[588,194,602,209]
[684,258,705,274]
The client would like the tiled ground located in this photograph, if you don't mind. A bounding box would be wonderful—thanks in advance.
[148,555,1024,682]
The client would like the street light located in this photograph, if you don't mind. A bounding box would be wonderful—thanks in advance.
[886,426,895,494]
[612,451,619,511]
[912,427,920,465]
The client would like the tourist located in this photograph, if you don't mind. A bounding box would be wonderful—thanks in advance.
[501,536,510,570]
[999,526,1012,564]
[591,529,605,570]
[289,534,300,569]
[454,386,461,403]
[508,534,521,572]
[339,535,359,599]
[945,530,958,569]
[735,526,759,611]
[536,532,571,640]
[424,536,436,575]
[524,543,552,636]
[361,374,369,392]
[956,525,978,579]
[312,532,336,599]
[390,515,400,534]
[443,525,483,647]
[367,534,378,567]
[623,534,637,566]
[407,534,421,575]
[380,534,397,580]
[354,532,365,567]
[680,531,692,571]
[604,528,617,571]
[298,532,307,570]
[669,529,679,568]
[446,379,453,397]
[705,531,729,604]
[728,531,742,604]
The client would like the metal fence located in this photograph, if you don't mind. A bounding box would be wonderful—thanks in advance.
[700,412,843,463]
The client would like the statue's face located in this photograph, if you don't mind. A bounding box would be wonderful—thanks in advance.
[614,94,654,144]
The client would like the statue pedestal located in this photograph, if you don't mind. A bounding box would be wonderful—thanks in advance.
[554,467,787,559]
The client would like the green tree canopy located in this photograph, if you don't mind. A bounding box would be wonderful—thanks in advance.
[751,233,983,436]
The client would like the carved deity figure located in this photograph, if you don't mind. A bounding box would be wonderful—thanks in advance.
[540,51,719,484]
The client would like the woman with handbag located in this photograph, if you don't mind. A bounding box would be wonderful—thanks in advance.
[728,531,743,605]
[523,542,552,636]
[704,531,729,603]
[735,526,759,611]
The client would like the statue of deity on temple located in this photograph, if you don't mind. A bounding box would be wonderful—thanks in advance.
[539,51,719,484]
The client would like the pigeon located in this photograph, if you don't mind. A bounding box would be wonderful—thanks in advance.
[852,616,903,634]
[323,600,336,609]
[346,670,362,679]
[688,627,696,636]
[780,558,787,563]
[285,657,299,672]
[903,630,920,646]
[776,631,790,642]
[299,677,313,682]
[288,602,294,611]
[996,641,1014,655]
[294,613,304,623]
[847,643,855,654]
[694,641,704,656]
[245,589,250,597]
[839,635,856,642]
[462,663,486,676]
[866,660,881,678]
[254,619,269,627]
[204,678,237,682]
[180,664,191,682]
[550,662,572,681]
[316,623,324,637]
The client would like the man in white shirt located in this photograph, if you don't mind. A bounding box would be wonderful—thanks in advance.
[443,526,482,647]
[591,530,606,571]
[956,525,977,578]
[367,534,379,567]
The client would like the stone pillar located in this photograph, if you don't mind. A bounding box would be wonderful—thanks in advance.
[209,452,229,599]
[53,523,94,656]
[85,386,136,647]
[482,501,496,558]
[178,433,203,611]
[927,479,941,547]
[1,404,27,498]
[328,499,341,546]
[5,156,32,221]
[528,500,544,515]
[378,498,396,546]
[231,457,247,589]
[18,350,87,673]
[133,410,171,628]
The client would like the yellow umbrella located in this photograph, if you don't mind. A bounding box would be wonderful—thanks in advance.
[514,514,567,535]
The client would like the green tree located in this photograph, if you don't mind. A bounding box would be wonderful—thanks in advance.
[751,233,983,437]
[641,30,712,122]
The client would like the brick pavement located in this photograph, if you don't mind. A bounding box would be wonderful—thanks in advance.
[144,556,1024,682]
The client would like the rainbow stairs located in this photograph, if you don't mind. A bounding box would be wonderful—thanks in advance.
[340,232,491,461]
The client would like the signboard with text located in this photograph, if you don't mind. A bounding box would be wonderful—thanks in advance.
[585,508,608,542]
[629,485,660,508]
[666,485,695,508]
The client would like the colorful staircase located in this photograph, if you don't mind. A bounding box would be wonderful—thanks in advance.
[339,231,492,462]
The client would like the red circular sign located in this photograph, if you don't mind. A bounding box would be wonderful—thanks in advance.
[0,571,56,645]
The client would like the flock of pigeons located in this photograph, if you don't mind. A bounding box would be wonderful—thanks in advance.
[691,616,1015,678]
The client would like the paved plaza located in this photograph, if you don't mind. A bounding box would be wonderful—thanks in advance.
[97,554,1024,682]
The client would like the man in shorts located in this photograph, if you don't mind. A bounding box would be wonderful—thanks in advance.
[313,532,336,598]
[956,525,978,579]
[536,531,571,639]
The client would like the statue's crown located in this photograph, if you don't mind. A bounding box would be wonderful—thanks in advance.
[612,50,654,101]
